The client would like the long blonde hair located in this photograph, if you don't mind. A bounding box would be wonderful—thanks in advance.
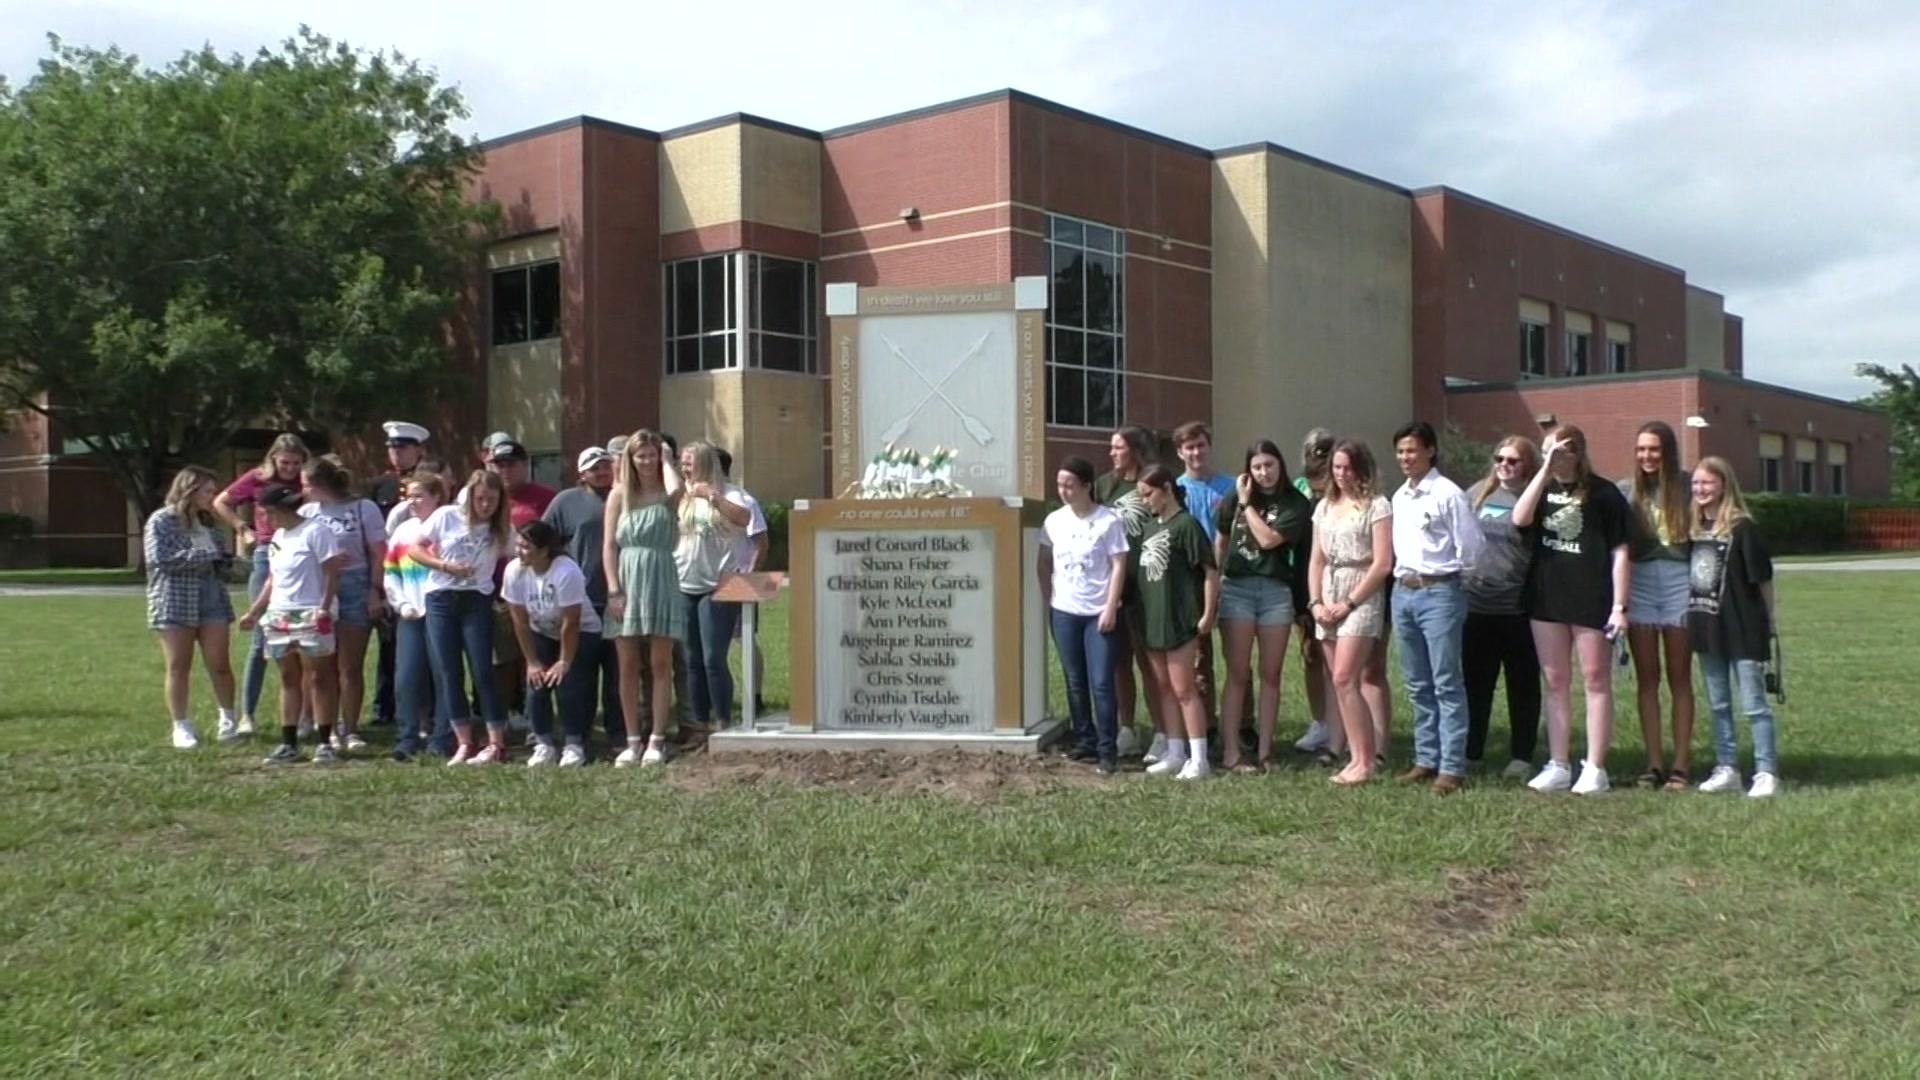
[1690,456,1753,539]
[256,433,310,480]
[677,440,727,530]
[461,469,513,553]
[615,429,668,505]
[1629,420,1692,546]
[164,466,219,529]
[1474,435,1542,510]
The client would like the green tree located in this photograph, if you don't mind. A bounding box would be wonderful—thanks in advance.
[0,28,498,515]
[1439,419,1497,490]
[1854,363,1920,501]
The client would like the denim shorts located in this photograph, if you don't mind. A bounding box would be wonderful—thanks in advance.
[1629,557,1690,629]
[1219,575,1295,627]
[335,567,374,629]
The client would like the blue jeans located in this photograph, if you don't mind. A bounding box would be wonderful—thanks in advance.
[392,617,450,755]
[242,546,271,717]
[425,589,505,732]
[1051,609,1120,759]
[680,592,740,726]
[1700,653,1778,775]
[527,631,604,743]
[1393,578,1470,776]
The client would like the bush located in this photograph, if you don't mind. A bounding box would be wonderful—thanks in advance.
[0,512,32,540]
[1746,496,1920,554]
[761,501,790,572]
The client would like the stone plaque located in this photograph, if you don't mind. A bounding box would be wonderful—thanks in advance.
[813,527,995,733]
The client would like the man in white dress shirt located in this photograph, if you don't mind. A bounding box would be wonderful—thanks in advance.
[1388,420,1486,793]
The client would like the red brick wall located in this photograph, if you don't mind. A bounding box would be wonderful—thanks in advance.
[577,125,662,446]
[1446,373,1892,497]
[822,101,1010,237]
[1415,190,1689,422]
[1723,314,1744,376]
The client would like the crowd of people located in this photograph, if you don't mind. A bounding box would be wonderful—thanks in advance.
[140,412,1781,796]
[141,423,767,767]
[1037,418,1781,796]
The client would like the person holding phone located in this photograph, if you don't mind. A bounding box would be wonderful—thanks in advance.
[1686,457,1780,798]
[1512,425,1632,796]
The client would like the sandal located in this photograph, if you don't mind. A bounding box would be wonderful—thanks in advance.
[1231,762,1261,776]
[1662,769,1691,792]
[1634,767,1666,789]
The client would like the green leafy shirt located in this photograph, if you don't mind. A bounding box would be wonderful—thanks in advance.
[1096,471,1153,605]
[1137,510,1214,651]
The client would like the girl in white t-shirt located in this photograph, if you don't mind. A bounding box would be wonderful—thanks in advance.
[238,483,344,765]
[1038,456,1130,773]
[674,440,751,738]
[298,455,387,753]
[503,520,604,767]
[384,472,447,760]
[410,470,514,765]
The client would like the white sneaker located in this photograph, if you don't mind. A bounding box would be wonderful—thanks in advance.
[641,742,666,766]
[615,745,643,768]
[1143,732,1169,765]
[1502,759,1533,781]
[1145,754,1186,776]
[216,717,240,743]
[1571,762,1610,796]
[1176,757,1211,781]
[466,744,504,765]
[1114,727,1141,758]
[447,744,474,766]
[1747,772,1779,799]
[171,721,200,749]
[1698,765,1743,794]
[312,742,338,764]
[236,715,255,737]
[344,733,369,752]
[1294,721,1331,753]
[527,743,558,768]
[1527,761,1574,793]
[558,744,587,768]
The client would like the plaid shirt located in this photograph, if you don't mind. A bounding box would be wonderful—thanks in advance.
[144,507,231,628]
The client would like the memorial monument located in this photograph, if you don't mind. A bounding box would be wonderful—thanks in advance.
[709,277,1059,753]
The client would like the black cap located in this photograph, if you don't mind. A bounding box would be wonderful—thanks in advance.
[259,483,305,512]
[490,440,528,462]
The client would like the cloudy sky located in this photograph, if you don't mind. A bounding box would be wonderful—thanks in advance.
[4,0,1913,402]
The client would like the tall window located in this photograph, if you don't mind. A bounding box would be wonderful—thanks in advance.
[1046,214,1125,429]
[1565,329,1592,377]
[1798,458,1816,494]
[1830,444,1849,496]
[491,260,561,346]
[1608,338,1630,374]
[1760,452,1782,494]
[664,253,818,375]
[1520,320,1549,377]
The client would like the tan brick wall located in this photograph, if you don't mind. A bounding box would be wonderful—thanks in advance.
[488,341,564,454]
[660,124,743,234]
[742,125,821,235]
[1685,286,1727,371]
[739,370,827,502]
[659,370,747,453]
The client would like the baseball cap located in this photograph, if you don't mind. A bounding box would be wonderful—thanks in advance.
[577,446,614,471]
[606,435,628,454]
[259,483,305,512]
[484,431,516,450]
[490,439,528,462]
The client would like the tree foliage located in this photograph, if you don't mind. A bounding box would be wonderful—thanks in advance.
[0,27,498,515]
[1855,363,1920,501]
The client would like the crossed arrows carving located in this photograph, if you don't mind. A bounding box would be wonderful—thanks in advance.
[877,330,996,447]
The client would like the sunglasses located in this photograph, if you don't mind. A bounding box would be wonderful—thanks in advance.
[1493,454,1523,465]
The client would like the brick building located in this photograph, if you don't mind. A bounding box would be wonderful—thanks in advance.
[0,88,1889,565]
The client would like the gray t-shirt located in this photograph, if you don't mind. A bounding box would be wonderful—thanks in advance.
[1463,483,1530,616]
[541,486,609,609]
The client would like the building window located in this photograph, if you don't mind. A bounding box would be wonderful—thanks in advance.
[665,254,738,374]
[490,260,561,346]
[664,253,819,375]
[1565,329,1592,377]
[1608,338,1630,374]
[747,254,819,374]
[1760,453,1782,494]
[1831,461,1847,495]
[1046,214,1125,429]
[1520,321,1548,377]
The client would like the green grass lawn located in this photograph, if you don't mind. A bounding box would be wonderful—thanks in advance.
[4,575,1920,1076]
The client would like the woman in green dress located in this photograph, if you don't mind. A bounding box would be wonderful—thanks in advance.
[1134,465,1221,780]
[602,429,686,767]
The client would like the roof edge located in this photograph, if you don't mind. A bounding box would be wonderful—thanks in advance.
[659,111,822,142]
[1411,185,1686,277]
[1444,368,1882,416]
[479,115,660,153]
[1212,141,1410,196]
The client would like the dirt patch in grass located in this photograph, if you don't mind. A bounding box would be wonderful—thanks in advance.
[1420,866,1534,940]
[666,749,1112,801]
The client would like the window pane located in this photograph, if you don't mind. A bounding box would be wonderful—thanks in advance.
[1085,333,1116,369]
[701,334,731,371]
[1085,252,1118,332]
[1086,369,1119,429]
[1051,246,1085,329]
[700,256,730,334]
[528,262,561,340]
[1051,363,1085,427]
[673,338,700,375]
[673,261,700,337]
[756,334,809,373]
[757,256,807,336]
[1049,216,1083,245]
[490,267,529,346]
[1086,224,1117,254]
[1051,328,1084,370]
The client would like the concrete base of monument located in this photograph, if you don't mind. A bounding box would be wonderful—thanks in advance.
[706,715,1067,756]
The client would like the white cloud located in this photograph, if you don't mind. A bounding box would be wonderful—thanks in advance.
[4,0,1914,404]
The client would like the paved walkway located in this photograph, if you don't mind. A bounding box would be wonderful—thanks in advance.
[1774,557,1920,572]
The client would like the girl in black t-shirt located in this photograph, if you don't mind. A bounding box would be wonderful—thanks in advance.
[1513,425,1632,797]
[1686,457,1779,798]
